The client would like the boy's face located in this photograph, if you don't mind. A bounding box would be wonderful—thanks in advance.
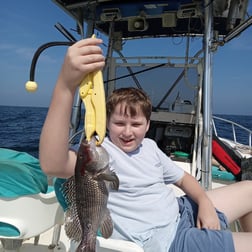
[107,103,150,153]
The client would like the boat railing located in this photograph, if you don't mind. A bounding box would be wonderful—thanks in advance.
[212,116,252,150]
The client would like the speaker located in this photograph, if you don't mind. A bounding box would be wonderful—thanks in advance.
[128,17,148,32]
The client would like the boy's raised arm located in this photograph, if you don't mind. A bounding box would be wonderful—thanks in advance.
[39,38,105,178]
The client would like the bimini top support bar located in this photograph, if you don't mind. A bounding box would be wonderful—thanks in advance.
[201,0,214,191]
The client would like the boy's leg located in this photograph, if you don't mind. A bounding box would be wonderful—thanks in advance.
[232,232,252,252]
[207,181,252,252]
[169,196,235,252]
[206,180,252,231]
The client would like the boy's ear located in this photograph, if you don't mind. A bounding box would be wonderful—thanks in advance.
[145,120,150,132]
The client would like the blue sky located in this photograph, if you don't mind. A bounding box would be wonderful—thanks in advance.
[1,0,252,115]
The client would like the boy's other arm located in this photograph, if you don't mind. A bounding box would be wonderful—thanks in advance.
[175,172,221,230]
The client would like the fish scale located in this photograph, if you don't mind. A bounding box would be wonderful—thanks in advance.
[61,137,119,252]
[75,175,107,251]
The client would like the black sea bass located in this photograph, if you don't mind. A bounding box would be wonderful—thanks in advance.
[62,137,119,252]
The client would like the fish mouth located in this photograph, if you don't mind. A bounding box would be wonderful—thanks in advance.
[86,144,110,173]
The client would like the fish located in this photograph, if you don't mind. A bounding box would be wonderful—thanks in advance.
[61,136,119,252]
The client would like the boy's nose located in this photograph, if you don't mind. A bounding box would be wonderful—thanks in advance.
[122,125,132,136]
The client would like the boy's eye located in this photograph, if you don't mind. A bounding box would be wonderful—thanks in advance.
[132,123,142,127]
[115,122,125,126]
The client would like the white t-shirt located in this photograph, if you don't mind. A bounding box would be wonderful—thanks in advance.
[102,137,184,250]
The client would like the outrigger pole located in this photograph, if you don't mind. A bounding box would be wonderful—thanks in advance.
[201,0,214,190]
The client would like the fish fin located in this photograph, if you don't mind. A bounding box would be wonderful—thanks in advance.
[60,176,75,208]
[96,171,119,190]
[61,177,82,241]
[109,172,120,190]
[64,205,82,241]
[99,209,113,239]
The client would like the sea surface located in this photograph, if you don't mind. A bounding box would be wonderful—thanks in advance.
[1,105,252,159]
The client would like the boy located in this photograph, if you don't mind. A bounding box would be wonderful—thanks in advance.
[40,37,252,251]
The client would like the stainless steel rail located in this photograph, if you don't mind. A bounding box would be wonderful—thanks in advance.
[212,116,252,149]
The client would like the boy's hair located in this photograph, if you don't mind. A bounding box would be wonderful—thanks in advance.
[106,87,152,121]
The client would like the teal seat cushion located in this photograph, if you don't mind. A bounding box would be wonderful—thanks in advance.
[212,165,236,181]
[0,148,48,197]
[0,222,20,237]
[54,178,68,211]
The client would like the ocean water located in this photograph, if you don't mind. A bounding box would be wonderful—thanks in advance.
[0,106,48,158]
[1,105,252,158]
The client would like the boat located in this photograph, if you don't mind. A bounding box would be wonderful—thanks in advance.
[1,0,252,251]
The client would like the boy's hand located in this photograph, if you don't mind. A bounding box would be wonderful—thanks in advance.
[59,38,105,93]
[197,198,221,230]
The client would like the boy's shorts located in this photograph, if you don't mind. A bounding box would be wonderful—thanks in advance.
[169,196,235,252]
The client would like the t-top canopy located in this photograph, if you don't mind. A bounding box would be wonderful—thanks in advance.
[52,0,249,39]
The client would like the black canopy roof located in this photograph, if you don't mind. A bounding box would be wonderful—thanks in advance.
[53,0,249,39]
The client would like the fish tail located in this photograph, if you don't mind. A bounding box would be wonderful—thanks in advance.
[76,237,96,252]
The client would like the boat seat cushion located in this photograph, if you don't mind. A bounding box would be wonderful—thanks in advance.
[0,148,48,197]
